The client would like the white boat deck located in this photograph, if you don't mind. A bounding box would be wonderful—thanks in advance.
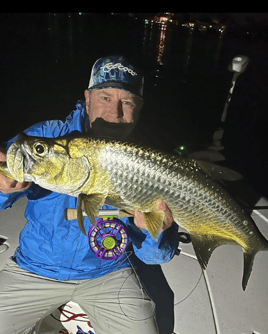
[162,197,268,334]
[1,194,268,334]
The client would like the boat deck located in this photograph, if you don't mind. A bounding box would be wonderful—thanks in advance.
[1,193,268,334]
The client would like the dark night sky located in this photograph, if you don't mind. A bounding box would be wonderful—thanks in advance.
[0,13,267,198]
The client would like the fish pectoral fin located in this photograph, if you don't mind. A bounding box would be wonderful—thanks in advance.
[83,193,107,226]
[190,233,222,270]
[143,211,165,241]
[77,193,108,235]
[77,193,86,235]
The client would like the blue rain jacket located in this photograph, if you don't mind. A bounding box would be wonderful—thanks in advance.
[0,101,179,281]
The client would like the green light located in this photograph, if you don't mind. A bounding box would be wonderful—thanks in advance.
[79,12,82,16]
[175,145,186,156]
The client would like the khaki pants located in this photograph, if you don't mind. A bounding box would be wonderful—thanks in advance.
[0,258,158,334]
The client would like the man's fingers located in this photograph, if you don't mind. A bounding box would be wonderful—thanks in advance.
[156,199,168,212]
[127,200,174,233]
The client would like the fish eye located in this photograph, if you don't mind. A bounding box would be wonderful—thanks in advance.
[36,145,44,154]
[33,142,48,156]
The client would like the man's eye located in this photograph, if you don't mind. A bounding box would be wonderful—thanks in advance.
[101,96,110,101]
[123,101,135,108]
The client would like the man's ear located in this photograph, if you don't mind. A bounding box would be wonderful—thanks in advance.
[133,97,144,122]
[84,89,91,104]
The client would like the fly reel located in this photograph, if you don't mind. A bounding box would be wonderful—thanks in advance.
[88,218,128,261]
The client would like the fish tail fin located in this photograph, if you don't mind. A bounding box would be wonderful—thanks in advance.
[242,233,268,290]
[242,251,256,291]
[242,218,268,290]
[261,237,268,251]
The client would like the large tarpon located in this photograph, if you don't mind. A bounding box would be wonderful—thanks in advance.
[1,133,268,290]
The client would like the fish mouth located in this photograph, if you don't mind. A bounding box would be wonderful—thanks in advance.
[22,145,35,175]
[6,142,25,182]
[6,136,34,183]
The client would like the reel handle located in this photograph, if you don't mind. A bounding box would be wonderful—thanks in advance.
[88,218,129,261]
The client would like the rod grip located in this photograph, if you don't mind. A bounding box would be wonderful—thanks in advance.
[64,208,134,220]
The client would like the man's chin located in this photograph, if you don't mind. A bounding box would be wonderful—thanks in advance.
[90,119,135,140]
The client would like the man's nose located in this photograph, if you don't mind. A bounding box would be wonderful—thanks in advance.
[110,101,124,118]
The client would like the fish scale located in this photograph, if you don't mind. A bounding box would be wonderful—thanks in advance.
[1,134,268,290]
[100,144,243,233]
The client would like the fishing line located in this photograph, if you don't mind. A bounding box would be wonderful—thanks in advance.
[98,247,154,322]
[174,266,203,306]
[99,249,134,289]
[86,217,161,322]
[0,236,9,254]
[116,251,154,322]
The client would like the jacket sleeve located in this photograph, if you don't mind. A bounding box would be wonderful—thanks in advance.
[0,113,81,210]
[127,219,179,264]
[4,119,73,150]
[4,103,88,150]
[0,121,59,210]
[0,189,30,210]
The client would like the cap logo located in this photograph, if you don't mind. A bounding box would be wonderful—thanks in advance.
[100,62,137,76]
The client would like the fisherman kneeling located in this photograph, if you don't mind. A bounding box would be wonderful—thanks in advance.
[0,56,178,334]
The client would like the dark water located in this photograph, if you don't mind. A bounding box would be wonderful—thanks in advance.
[0,13,267,197]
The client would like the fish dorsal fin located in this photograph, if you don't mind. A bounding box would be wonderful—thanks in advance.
[77,192,107,235]
[190,233,222,270]
[142,210,165,240]
[197,160,243,183]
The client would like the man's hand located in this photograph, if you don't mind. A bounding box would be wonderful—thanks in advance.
[0,150,30,193]
[132,199,174,233]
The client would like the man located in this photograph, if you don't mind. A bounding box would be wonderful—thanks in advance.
[0,56,178,333]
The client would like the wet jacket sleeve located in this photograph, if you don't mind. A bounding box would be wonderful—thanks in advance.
[128,220,179,264]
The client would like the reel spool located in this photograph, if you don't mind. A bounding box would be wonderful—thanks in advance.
[88,218,128,261]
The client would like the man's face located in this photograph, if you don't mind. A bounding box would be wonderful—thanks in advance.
[84,88,142,139]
